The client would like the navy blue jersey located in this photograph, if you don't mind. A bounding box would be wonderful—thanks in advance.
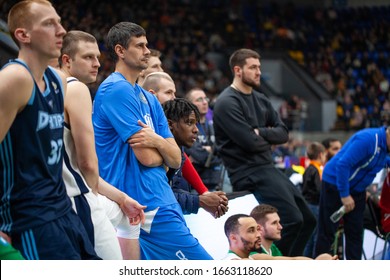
[0,59,72,233]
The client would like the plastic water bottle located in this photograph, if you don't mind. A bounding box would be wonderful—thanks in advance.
[330,205,346,223]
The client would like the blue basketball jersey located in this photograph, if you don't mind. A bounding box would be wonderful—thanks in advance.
[0,59,72,233]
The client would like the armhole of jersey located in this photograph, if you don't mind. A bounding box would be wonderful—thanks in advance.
[48,66,65,101]
[2,59,36,106]
[27,87,36,105]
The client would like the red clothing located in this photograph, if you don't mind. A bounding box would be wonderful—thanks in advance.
[379,173,390,233]
[182,153,208,195]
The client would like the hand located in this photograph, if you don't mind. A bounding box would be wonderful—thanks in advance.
[315,253,338,260]
[202,145,212,153]
[127,120,162,148]
[0,231,11,243]
[199,191,229,218]
[341,195,355,213]
[119,196,147,225]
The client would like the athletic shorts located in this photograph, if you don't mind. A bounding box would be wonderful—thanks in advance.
[140,203,213,260]
[11,210,100,260]
[71,192,140,259]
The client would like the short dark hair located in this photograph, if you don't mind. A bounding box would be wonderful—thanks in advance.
[229,48,260,74]
[162,98,200,123]
[106,22,146,62]
[250,204,278,225]
[306,141,325,160]
[321,138,340,149]
[224,214,250,238]
[59,30,97,67]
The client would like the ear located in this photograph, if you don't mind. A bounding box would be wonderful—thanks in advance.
[229,233,238,243]
[258,223,265,234]
[148,89,156,96]
[233,65,241,77]
[167,119,173,130]
[14,28,30,44]
[114,44,125,59]
[61,54,71,68]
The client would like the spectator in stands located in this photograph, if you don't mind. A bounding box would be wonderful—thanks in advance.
[213,48,316,256]
[185,87,224,191]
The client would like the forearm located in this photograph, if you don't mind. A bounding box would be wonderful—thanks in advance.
[258,125,289,145]
[133,146,164,167]
[98,177,127,205]
[78,159,99,194]
[155,137,181,169]
[182,154,209,194]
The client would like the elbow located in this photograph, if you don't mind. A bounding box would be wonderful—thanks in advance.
[170,150,182,169]
[78,158,99,177]
[139,157,164,167]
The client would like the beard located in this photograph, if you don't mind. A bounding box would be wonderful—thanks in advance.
[240,236,261,253]
[242,72,260,89]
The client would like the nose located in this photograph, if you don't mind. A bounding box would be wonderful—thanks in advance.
[144,45,151,56]
[193,125,199,134]
[56,23,66,37]
[93,57,101,68]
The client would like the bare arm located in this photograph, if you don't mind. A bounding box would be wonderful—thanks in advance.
[128,120,181,169]
[0,65,33,142]
[65,81,99,193]
[98,177,146,225]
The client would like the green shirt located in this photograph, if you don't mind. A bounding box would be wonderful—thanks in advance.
[0,237,25,260]
[260,244,283,256]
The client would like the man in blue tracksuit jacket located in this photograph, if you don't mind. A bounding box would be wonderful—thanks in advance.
[315,126,390,259]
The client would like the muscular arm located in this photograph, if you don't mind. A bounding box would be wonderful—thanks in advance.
[0,65,33,142]
[129,120,181,169]
[65,81,99,193]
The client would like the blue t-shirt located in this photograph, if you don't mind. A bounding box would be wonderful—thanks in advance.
[92,72,177,210]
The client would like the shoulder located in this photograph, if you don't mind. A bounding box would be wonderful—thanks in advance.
[1,63,34,87]
[215,87,239,109]
[253,90,271,102]
[0,63,34,104]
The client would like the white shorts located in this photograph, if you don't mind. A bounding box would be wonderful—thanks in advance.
[96,194,141,239]
[71,191,122,259]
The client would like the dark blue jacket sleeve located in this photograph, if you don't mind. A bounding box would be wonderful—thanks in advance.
[172,189,200,215]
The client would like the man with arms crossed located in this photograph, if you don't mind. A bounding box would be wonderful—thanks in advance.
[93,22,212,259]
[214,48,316,256]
